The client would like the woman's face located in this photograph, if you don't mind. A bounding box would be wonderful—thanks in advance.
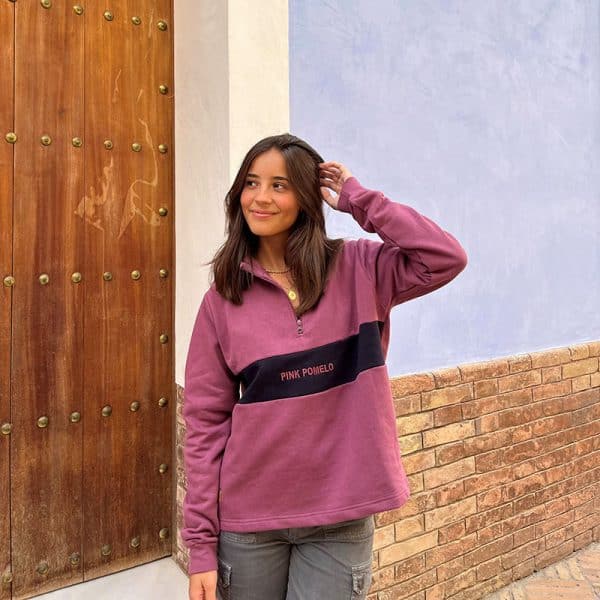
[240,148,301,239]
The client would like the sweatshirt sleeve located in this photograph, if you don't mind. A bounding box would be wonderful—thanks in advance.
[336,176,468,314]
[182,292,238,575]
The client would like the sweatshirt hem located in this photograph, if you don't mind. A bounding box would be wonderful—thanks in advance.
[219,489,410,531]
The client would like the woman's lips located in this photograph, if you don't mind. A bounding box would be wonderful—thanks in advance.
[251,210,276,218]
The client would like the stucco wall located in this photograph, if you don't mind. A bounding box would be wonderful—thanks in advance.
[174,0,289,385]
[289,0,600,376]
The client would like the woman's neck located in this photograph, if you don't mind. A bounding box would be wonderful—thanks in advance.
[256,235,289,271]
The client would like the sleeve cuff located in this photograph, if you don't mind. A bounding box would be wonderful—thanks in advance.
[188,542,218,575]
[337,176,363,213]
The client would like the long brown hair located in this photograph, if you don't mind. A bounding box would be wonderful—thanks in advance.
[207,133,345,315]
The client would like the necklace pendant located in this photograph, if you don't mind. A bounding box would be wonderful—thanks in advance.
[287,289,297,301]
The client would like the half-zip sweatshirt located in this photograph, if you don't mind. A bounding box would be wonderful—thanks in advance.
[182,176,468,575]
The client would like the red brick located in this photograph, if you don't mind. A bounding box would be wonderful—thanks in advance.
[393,553,426,583]
[534,538,574,570]
[512,557,535,579]
[437,521,465,544]
[475,413,499,434]
[477,488,504,511]
[464,430,512,456]
[508,354,532,372]
[393,393,422,416]
[514,492,539,513]
[541,365,562,383]
[477,521,504,545]
[536,445,576,470]
[394,515,425,542]
[403,449,436,475]
[376,568,436,600]
[532,379,572,401]
[461,395,504,419]
[503,472,546,501]
[563,357,599,379]
[566,387,600,409]
[435,555,464,582]
[423,456,475,489]
[432,481,466,507]
[397,412,434,435]
[476,555,503,581]
[532,413,572,436]
[432,367,461,387]
[430,568,476,598]
[511,423,534,443]
[572,374,592,392]
[529,347,571,368]
[569,343,590,360]
[573,529,593,550]
[435,442,466,465]
[513,524,536,546]
[498,369,542,393]
[465,503,513,534]
[391,372,435,396]
[513,459,537,479]
[421,383,472,410]
[459,359,510,382]
[463,466,512,496]
[503,505,546,537]
[432,404,463,427]
[501,538,544,569]
[547,483,595,514]
[474,378,499,399]
[504,439,544,464]
[497,403,545,428]
[423,421,475,448]
[540,396,566,415]
[379,531,438,567]
[425,497,477,530]
[475,448,505,472]
[425,533,477,569]
[463,534,513,568]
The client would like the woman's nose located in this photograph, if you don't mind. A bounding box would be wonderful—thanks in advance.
[255,186,271,202]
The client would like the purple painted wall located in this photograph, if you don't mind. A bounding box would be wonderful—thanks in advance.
[290,0,600,375]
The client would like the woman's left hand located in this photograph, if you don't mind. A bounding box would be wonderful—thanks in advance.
[319,161,353,210]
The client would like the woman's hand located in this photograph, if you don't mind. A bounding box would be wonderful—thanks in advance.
[319,161,353,210]
[189,570,218,600]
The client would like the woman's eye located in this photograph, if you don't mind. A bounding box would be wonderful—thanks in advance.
[245,180,256,187]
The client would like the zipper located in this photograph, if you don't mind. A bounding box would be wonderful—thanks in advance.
[241,261,304,336]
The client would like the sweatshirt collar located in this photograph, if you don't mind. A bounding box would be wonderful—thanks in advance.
[239,255,272,283]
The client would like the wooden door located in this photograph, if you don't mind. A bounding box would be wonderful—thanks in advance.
[1,2,174,598]
[0,2,15,598]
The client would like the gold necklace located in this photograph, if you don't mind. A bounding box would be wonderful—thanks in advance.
[263,267,298,301]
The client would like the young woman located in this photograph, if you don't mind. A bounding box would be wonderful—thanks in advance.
[182,133,468,600]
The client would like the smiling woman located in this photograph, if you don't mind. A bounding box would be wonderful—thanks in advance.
[182,132,468,600]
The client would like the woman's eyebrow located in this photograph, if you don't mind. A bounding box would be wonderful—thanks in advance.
[247,173,289,181]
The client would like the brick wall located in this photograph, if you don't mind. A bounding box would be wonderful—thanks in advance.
[173,341,600,599]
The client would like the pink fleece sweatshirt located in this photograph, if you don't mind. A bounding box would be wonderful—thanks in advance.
[182,176,468,575]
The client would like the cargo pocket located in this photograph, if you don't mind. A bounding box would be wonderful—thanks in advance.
[216,556,232,600]
[351,557,373,599]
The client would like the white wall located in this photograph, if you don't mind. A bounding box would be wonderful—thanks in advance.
[174,0,289,385]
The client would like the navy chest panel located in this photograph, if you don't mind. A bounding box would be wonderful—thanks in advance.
[237,320,385,404]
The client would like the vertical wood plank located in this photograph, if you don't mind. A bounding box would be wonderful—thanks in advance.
[82,0,174,579]
[12,3,84,598]
[0,3,14,598]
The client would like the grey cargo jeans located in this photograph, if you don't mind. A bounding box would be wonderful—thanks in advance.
[216,514,375,600]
